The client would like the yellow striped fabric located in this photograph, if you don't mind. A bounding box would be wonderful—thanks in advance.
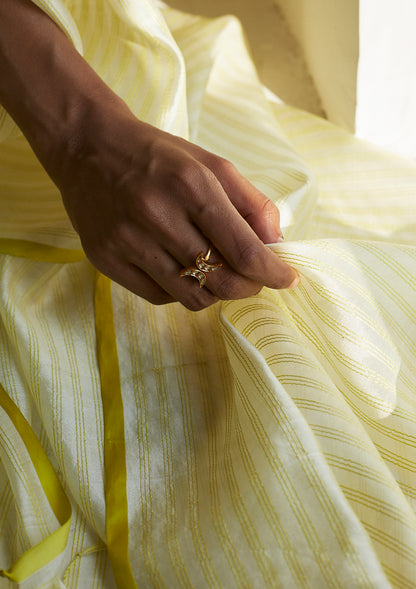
[0,1,415,587]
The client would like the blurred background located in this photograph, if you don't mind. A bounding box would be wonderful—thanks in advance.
[170,0,416,160]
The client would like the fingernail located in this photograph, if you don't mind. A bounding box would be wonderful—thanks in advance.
[276,234,285,243]
[287,269,300,289]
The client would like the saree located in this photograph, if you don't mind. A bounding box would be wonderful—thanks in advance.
[0,1,416,587]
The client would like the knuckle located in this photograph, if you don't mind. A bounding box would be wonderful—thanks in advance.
[132,190,152,219]
[84,223,146,270]
[261,197,279,220]
[252,284,263,297]
[169,158,206,195]
[192,198,221,222]
[209,156,236,178]
[146,292,172,306]
[107,223,131,249]
[130,191,163,227]
[215,273,244,300]
[182,289,215,312]
[108,223,145,260]
[82,235,109,268]
[236,242,263,276]
[184,297,207,312]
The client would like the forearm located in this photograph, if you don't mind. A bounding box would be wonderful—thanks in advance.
[0,0,118,171]
[0,0,298,308]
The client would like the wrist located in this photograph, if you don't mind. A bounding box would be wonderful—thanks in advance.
[0,0,122,179]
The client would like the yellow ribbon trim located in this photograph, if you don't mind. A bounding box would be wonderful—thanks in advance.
[94,273,137,588]
[0,238,85,263]
[0,384,72,582]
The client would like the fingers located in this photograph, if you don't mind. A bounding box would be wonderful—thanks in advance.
[122,228,292,312]
[179,143,283,244]
[71,125,298,311]
[138,146,296,292]
[182,167,298,290]
[91,229,259,311]
[206,157,283,244]
[138,247,220,311]
[210,220,298,291]
[174,242,263,302]
[96,244,220,313]
[110,173,296,308]
[87,211,295,312]
[86,249,174,306]
[137,212,265,302]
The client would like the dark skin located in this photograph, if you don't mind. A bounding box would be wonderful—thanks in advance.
[0,0,299,311]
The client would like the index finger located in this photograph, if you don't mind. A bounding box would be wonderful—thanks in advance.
[191,169,299,290]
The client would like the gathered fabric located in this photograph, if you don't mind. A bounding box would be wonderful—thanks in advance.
[0,1,416,587]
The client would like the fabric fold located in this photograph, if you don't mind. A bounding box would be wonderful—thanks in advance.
[0,384,72,584]
[0,1,415,587]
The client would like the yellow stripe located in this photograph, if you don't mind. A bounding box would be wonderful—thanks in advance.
[94,273,137,588]
[0,238,84,263]
[0,383,71,582]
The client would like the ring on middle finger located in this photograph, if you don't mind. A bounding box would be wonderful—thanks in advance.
[180,246,222,288]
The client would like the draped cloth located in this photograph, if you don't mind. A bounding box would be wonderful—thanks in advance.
[0,1,416,587]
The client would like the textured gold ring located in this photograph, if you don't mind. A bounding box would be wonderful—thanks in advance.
[180,246,222,288]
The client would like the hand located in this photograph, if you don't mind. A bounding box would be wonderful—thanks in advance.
[0,0,298,311]
[52,100,299,311]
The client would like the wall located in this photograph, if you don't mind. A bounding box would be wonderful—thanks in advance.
[168,0,324,116]
[277,0,416,158]
[277,0,359,130]
[356,0,416,157]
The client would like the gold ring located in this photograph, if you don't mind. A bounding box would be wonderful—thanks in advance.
[180,246,222,288]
